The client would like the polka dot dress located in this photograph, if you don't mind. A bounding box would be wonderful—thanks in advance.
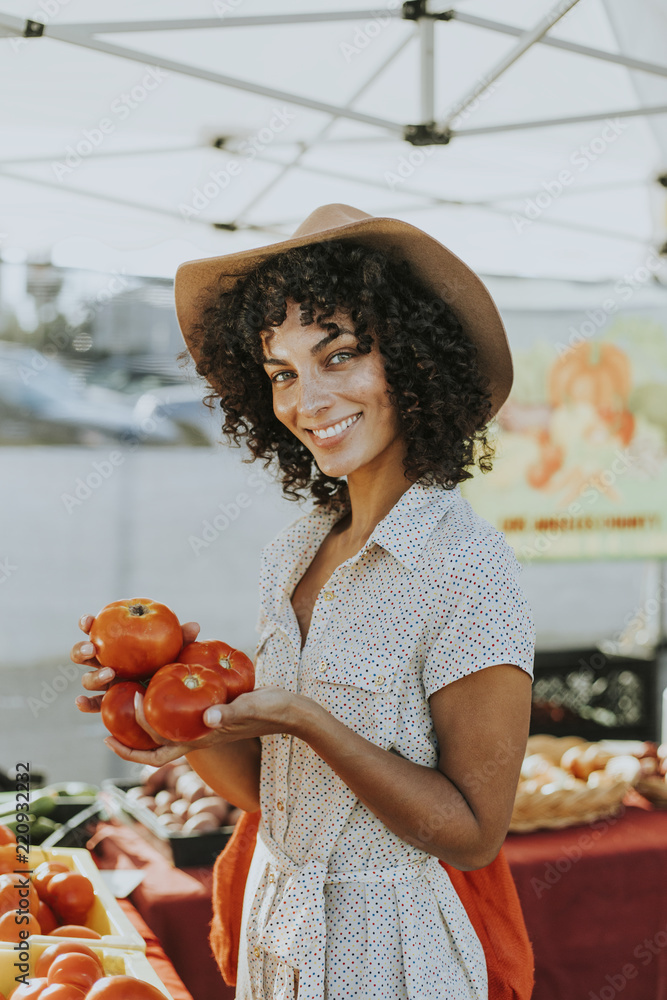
[235,481,535,1000]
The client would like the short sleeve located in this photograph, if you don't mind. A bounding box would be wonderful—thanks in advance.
[422,532,535,699]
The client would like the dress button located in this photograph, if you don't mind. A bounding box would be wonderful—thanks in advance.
[376,675,385,685]
[277,799,284,811]
[281,732,290,740]
[254,946,261,957]
[268,873,275,883]
[318,661,327,673]
[323,590,334,600]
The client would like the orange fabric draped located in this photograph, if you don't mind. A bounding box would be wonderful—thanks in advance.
[209,810,534,999]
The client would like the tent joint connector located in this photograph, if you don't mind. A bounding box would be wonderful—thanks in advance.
[23,19,44,37]
[404,122,451,145]
[402,2,454,20]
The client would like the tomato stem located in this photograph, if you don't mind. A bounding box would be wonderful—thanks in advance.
[183,674,202,690]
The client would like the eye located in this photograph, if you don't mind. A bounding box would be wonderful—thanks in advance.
[270,370,292,384]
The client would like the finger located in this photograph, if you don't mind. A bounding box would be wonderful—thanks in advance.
[79,614,95,635]
[203,702,234,729]
[71,640,100,667]
[133,691,171,745]
[81,667,115,692]
[75,695,104,713]
[103,735,185,767]
[181,621,200,645]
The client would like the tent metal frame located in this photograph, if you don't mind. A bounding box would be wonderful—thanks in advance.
[0,0,665,251]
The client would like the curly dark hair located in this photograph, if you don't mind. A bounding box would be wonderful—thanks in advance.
[177,238,496,511]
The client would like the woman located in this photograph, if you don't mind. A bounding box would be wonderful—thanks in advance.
[73,204,535,1000]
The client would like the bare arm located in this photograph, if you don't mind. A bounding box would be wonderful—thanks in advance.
[73,614,262,813]
[290,663,532,870]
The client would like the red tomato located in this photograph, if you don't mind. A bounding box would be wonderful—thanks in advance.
[39,986,86,1000]
[86,976,167,999]
[0,844,16,874]
[178,641,255,701]
[143,663,230,742]
[10,980,48,999]
[36,901,58,934]
[100,682,159,751]
[48,925,101,939]
[0,909,40,940]
[46,953,103,992]
[0,824,16,846]
[89,598,182,681]
[33,863,71,902]
[0,873,39,919]
[45,874,94,926]
[35,941,103,978]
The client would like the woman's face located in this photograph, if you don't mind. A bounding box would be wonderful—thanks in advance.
[261,298,405,480]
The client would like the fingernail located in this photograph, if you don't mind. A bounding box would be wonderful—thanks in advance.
[81,643,95,656]
[134,692,142,710]
[98,668,114,682]
[205,708,221,726]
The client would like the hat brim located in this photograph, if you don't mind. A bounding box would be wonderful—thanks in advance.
[174,215,512,418]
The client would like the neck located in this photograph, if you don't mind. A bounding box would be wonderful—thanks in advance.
[336,439,417,546]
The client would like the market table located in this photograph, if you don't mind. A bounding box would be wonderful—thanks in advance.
[91,808,667,1000]
[503,803,667,1000]
[116,896,195,1000]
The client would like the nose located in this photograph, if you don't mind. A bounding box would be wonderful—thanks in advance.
[295,368,334,421]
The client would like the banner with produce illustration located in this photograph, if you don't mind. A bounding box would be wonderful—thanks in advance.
[461,308,667,561]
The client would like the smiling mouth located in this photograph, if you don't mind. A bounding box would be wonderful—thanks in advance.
[307,412,362,444]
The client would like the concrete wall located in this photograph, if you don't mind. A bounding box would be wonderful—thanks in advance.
[0,445,658,784]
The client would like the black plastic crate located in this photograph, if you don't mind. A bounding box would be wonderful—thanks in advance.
[530,647,658,742]
[99,779,235,868]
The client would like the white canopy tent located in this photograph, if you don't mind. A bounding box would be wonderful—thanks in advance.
[0,0,666,283]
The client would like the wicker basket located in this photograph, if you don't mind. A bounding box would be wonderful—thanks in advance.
[509,735,633,833]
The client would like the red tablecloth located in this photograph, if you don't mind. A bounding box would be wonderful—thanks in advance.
[91,822,233,1000]
[504,805,667,1000]
[116,896,194,1000]
[91,808,667,1000]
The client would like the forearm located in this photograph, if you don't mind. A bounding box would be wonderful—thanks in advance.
[186,737,261,813]
[291,698,487,870]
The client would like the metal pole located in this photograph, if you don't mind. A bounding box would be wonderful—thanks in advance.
[436,0,583,132]
[419,2,435,124]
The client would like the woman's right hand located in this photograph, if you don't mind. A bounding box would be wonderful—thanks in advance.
[72,613,201,714]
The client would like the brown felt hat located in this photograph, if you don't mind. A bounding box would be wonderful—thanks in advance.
[174,203,513,417]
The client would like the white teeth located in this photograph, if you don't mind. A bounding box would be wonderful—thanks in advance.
[312,413,360,438]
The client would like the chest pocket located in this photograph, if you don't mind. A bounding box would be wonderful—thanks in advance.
[306,634,413,751]
[254,621,292,690]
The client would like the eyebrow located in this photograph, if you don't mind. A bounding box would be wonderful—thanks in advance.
[262,327,356,367]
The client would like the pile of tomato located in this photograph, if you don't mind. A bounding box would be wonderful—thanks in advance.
[4,940,167,999]
[92,599,254,749]
[0,839,96,943]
